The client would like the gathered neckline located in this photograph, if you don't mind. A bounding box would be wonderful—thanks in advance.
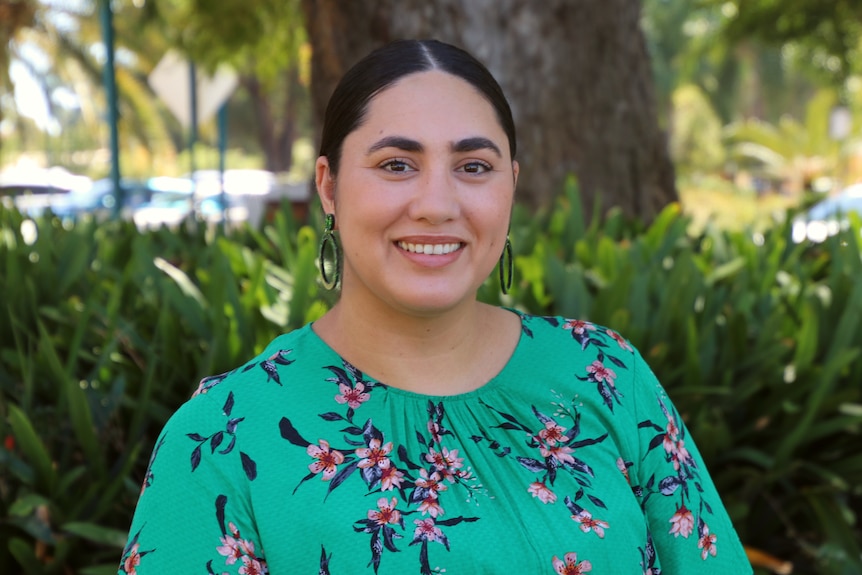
[302,309,527,401]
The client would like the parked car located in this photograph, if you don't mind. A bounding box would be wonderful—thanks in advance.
[0,166,91,217]
[131,180,197,230]
[131,170,310,230]
[53,177,186,221]
[188,169,310,227]
[792,184,862,243]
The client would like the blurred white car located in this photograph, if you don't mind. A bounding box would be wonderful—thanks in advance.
[132,170,310,230]
[131,178,197,230]
[188,169,310,228]
[0,166,92,217]
[792,184,862,243]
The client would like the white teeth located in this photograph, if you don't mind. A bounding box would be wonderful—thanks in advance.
[398,241,461,255]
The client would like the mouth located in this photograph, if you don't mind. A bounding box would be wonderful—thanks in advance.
[397,241,463,255]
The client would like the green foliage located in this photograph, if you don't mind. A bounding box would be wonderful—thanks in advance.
[671,84,727,174]
[724,88,844,192]
[0,201,328,572]
[718,0,862,82]
[2,187,861,573]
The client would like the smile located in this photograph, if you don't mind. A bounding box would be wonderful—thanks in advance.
[397,241,462,255]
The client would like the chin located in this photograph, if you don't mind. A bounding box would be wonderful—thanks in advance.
[387,285,476,316]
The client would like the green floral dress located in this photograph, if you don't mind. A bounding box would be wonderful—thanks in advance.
[119,311,752,575]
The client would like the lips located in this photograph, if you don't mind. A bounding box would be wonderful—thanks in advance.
[397,241,462,255]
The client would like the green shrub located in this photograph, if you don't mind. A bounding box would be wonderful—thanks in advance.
[1,188,860,574]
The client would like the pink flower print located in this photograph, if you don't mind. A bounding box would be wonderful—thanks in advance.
[217,534,243,564]
[669,505,695,538]
[427,420,443,444]
[425,447,464,482]
[586,360,616,386]
[538,421,568,446]
[527,481,557,504]
[572,510,609,538]
[605,328,632,351]
[666,439,692,471]
[418,496,445,518]
[564,319,596,335]
[239,539,257,559]
[335,382,370,409]
[552,552,593,574]
[616,458,630,484]
[456,468,474,480]
[540,444,575,465]
[368,497,401,526]
[413,518,443,542]
[415,469,449,498]
[239,555,268,575]
[380,465,405,491]
[307,439,345,480]
[217,523,245,564]
[123,543,141,575]
[666,419,680,441]
[356,438,393,470]
[698,525,718,560]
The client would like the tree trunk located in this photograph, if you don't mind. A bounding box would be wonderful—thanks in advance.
[241,65,301,173]
[302,0,677,223]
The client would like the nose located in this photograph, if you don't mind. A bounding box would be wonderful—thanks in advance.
[406,166,460,224]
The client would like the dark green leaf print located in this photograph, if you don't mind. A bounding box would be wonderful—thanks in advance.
[186,391,250,477]
[240,452,257,480]
[279,417,311,448]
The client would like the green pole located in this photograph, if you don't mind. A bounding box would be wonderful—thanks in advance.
[218,103,228,229]
[189,62,197,218]
[99,0,122,218]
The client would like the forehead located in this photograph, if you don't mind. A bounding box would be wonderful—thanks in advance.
[351,70,508,151]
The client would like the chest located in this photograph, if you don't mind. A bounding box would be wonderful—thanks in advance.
[246,393,650,573]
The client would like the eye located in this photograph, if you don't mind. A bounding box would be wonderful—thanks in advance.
[379,159,414,173]
[460,161,492,174]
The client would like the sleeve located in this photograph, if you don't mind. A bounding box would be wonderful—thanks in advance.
[628,349,752,575]
[117,392,267,575]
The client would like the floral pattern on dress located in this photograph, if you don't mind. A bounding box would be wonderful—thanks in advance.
[552,551,593,574]
[568,323,628,412]
[118,527,155,575]
[636,394,721,562]
[139,435,165,497]
[278,360,483,574]
[478,396,611,539]
[187,391,258,481]
[638,532,660,575]
[193,349,294,396]
[208,494,268,574]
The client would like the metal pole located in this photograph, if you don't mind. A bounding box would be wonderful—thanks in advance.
[99,0,122,218]
[189,61,198,218]
[218,103,228,229]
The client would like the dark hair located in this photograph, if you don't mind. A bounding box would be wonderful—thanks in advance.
[319,39,517,175]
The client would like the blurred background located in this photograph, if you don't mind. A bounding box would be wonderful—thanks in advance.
[1,1,862,574]
[4,0,862,232]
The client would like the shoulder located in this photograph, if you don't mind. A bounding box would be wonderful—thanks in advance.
[511,311,659,405]
[515,311,641,366]
[189,324,321,399]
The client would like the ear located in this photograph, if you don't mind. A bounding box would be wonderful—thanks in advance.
[512,160,520,191]
[315,156,336,215]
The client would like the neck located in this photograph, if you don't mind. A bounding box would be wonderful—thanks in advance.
[313,292,512,395]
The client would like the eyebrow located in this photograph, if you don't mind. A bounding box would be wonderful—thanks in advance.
[452,137,502,157]
[366,135,502,158]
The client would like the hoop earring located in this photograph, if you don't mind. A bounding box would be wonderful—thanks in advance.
[318,213,341,290]
[499,236,513,295]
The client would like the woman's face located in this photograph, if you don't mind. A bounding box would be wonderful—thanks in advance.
[316,70,518,317]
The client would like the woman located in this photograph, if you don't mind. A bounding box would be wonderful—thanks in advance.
[119,39,752,574]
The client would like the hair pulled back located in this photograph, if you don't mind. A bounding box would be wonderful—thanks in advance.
[318,39,517,176]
